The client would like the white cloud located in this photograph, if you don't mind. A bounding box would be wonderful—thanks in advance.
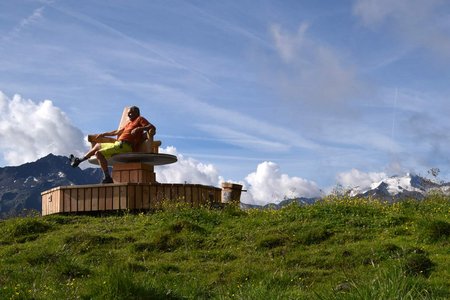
[267,23,362,112]
[336,168,387,191]
[156,148,323,205]
[157,146,222,186]
[0,91,85,165]
[353,0,450,60]
[242,161,323,205]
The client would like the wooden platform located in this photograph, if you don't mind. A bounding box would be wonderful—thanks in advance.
[41,183,221,216]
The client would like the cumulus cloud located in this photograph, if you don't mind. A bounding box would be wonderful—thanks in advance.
[336,168,387,191]
[0,91,85,165]
[156,149,323,205]
[241,161,323,205]
[157,146,222,186]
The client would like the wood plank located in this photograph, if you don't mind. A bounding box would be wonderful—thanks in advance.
[171,185,180,202]
[41,192,48,216]
[149,185,157,209]
[122,170,130,183]
[128,185,136,209]
[57,189,63,213]
[185,185,192,206]
[164,185,171,203]
[85,188,92,211]
[99,187,106,210]
[135,185,143,209]
[70,189,78,212]
[192,186,199,208]
[156,185,165,209]
[120,185,127,209]
[142,185,150,209]
[78,188,85,212]
[130,170,138,183]
[105,186,113,210]
[63,189,71,212]
[113,186,120,210]
[92,187,99,211]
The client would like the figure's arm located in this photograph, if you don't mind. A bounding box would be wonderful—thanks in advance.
[95,128,124,139]
[131,122,156,136]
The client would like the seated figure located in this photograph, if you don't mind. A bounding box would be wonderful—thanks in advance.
[69,106,156,183]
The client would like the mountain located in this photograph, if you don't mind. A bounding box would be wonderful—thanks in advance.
[0,154,103,219]
[348,173,450,201]
[241,173,450,209]
[240,197,319,210]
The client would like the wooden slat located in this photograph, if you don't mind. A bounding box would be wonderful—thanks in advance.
[150,185,157,209]
[78,188,85,212]
[120,185,127,209]
[105,186,113,210]
[99,187,106,210]
[113,186,120,210]
[156,185,165,209]
[85,188,92,211]
[135,185,143,209]
[164,185,171,203]
[92,187,99,211]
[192,186,199,208]
[185,185,192,206]
[63,189,71,212]
[128,185,136,209]
[142,185,150,209]
[70,189,77,212]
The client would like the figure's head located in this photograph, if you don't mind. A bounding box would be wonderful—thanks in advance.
[128,106,140,120]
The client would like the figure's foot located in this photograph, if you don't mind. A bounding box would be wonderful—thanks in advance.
[69,154,82,168]
[101,176,114,184]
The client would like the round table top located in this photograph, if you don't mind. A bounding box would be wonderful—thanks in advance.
[89,153,177,166]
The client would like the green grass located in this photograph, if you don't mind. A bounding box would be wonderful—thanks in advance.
[0,196,449,299]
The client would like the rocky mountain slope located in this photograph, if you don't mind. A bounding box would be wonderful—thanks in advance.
[348,173,450,201]
[0,154,103,219]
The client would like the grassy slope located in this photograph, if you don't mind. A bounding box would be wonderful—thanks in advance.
[0,196,449,299]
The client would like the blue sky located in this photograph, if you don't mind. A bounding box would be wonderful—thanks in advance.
[1,0,450,203]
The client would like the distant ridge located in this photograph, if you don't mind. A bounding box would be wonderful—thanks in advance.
[241,173,450,209]
[347,173,450,201]
[0,154,103,219]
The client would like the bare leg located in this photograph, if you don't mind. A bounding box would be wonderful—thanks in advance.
[84,143,102,160]
[95,151,109,174]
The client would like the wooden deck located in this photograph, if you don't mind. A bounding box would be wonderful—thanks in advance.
[41,183,222,216]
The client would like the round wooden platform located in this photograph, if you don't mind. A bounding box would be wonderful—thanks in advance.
[89,153,177,166]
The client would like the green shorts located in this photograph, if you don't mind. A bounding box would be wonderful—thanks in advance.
[99,141,132,159]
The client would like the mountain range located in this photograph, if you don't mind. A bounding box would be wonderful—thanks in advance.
[241,173,450,210]
[1,154,449,218]
[347,173,450,200]
[0,154,103,219]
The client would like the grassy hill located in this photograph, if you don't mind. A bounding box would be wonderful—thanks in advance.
[0,195,449,299]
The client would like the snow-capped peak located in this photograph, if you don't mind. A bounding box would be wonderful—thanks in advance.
[349,173,444,199]
[369,173,421,195]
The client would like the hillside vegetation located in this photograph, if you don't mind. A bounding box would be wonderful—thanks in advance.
[0,196,449,299]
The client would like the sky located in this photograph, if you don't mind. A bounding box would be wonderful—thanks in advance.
[1,0,450,205]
